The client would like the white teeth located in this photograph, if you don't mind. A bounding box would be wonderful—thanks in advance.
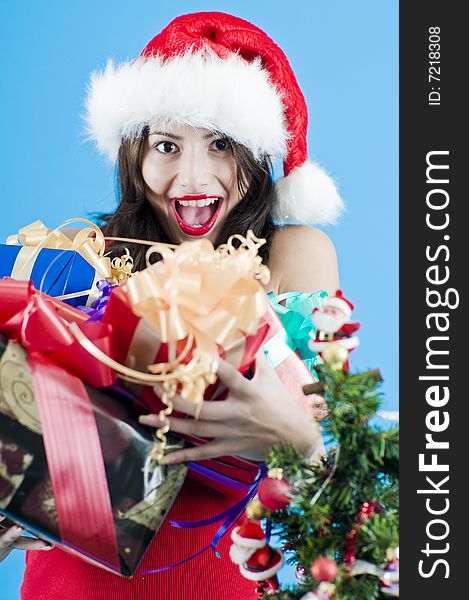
[176,198,219,207]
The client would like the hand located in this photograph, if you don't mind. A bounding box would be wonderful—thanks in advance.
[0,524,53,563]
[139,350,324,464]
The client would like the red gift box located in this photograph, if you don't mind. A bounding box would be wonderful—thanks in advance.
[101,288,316,497]
[0,279,190,576]
[0,278,115,388]
[100,286,267,495]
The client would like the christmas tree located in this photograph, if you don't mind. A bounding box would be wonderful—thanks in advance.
[252,347,399,599]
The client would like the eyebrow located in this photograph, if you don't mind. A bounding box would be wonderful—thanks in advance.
[148,130,222,140]
[149,130,182,140]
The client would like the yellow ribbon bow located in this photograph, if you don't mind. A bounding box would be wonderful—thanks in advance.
[6,219,133,297]
[69,231,270,459]
[126,234,269,362]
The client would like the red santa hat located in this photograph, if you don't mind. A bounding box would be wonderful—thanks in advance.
[85,11,344,225]
[231,519,267,550]
[322,290,354,320]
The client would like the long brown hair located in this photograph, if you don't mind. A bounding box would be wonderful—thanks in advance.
[99,128,275,271]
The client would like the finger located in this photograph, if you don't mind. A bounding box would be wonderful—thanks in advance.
[171,396,236,421]
[13,537,53,551]
[161,439,243,464]
[167,416,235,439]
[216,358,250,394]
[151,385,229,419]
[0,526,24,547]
[139,413,235,438]
[250,348,275,380]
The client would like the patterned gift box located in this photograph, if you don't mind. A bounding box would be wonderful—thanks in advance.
[0,334,187,577]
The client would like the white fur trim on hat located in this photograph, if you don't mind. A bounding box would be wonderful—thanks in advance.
[231,526,266,549]
[273,160,345,225]
[85,50,288,162]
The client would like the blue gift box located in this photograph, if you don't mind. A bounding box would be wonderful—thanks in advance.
[0,244,97,307]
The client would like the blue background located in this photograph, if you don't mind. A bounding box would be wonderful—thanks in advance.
[0,1,398,597]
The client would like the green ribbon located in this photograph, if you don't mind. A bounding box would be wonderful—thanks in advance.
[265,290,328,376]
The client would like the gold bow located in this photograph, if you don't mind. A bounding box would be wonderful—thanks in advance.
[69,230,269,460]
[127,233,269,361]
[6,219,133,291]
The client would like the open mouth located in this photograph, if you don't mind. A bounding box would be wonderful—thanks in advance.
[171,195,223,235]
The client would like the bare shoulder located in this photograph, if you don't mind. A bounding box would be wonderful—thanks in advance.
[267,225,339,296]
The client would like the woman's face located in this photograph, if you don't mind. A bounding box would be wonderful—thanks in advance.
[141,124,243,243]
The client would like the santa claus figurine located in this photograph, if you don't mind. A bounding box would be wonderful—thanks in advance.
[309,290,360,370]
[230,518,284,596]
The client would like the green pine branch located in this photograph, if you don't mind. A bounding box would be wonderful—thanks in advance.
[263,364,399,599]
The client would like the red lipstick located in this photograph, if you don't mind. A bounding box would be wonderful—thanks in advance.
[171,195,223,236]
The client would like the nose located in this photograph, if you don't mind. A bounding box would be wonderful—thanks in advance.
[176,146,210,190]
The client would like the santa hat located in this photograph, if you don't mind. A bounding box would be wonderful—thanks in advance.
[231,519,267,549]
[322,290,354,320]
[85,11,344,225]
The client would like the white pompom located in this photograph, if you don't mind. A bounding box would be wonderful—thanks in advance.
[274,160,345,225]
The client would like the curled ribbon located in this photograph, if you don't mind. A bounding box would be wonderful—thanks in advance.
[69,231,270,458]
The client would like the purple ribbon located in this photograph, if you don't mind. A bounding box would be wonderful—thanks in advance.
[77,279,113,321]
[186,461,253,493]
[141,463,267,574]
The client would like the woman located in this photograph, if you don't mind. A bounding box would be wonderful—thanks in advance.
[3,12,344,599]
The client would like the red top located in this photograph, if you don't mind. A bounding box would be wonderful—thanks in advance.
[21,478,258,600]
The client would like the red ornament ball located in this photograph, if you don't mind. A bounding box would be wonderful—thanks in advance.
[258,477,292,511]
[310,557,338,582]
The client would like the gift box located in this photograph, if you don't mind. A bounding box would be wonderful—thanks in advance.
[0,278,262,569]
[0,333,187,577]
[74,237,326,497]
[185,297,326,493]
[1,219,131,308]
[97,287,323,496]
[0,278,117,389]
[0,243,98,307]
[0,277,264,503]
[98,283,266,496]
[263,290,327,415]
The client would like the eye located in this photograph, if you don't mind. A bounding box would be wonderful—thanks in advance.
[154,141,179,154]
[211,138,231,152]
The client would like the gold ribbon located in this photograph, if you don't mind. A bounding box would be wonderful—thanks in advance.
[69,231,270,459]
[126,235,268,359]
[6,219,133,294]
